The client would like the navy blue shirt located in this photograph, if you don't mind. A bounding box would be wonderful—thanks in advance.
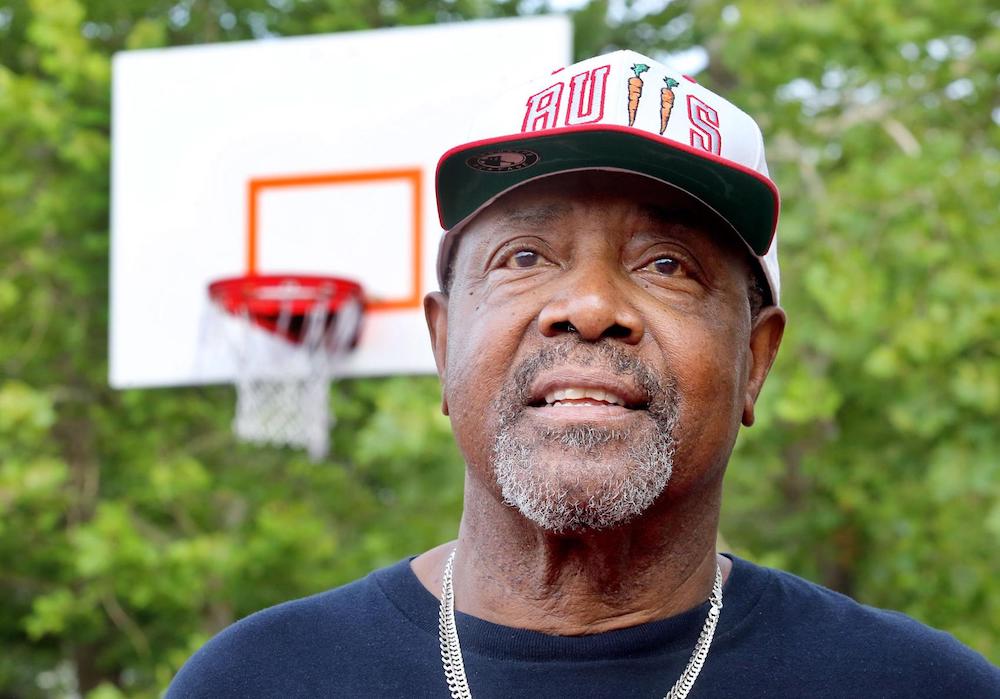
[167,555,999,697]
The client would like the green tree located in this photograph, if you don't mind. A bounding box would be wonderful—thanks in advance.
[1,0,996,696]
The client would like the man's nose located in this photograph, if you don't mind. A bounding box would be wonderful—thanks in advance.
[537,267,644,344]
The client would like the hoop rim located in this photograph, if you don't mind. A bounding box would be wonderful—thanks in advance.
[208,274,364,317]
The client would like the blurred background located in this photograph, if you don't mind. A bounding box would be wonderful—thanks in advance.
[1,0,997,696]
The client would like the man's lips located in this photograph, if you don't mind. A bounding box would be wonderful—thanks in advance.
[526,373,650,411]
[543,387,627,407]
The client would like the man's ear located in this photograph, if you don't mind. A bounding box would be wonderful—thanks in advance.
[742,305,786,426]
[424,291,450,415]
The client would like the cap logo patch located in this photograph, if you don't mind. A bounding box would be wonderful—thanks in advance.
[467,150,539,172]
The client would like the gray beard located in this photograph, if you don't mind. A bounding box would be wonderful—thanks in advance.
[490,341,680,534]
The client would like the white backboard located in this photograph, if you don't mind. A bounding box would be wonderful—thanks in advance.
[110,16,572,388]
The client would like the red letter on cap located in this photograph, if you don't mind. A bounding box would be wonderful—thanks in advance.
[565,65,611,126]
[522,83,564,132]
[687,95,722,155]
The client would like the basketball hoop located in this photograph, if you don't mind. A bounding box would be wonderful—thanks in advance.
[207,274,363,460]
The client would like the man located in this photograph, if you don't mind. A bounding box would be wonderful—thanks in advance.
[168,51,998,697]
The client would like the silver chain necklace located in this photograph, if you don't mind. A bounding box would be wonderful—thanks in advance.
[438,548,723,699]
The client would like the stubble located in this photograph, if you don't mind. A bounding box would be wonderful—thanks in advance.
[491,341,680,533]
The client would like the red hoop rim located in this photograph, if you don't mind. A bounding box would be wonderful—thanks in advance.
[208,274,364,317]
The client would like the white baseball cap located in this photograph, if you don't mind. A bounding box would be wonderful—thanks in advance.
[435,49,781,304]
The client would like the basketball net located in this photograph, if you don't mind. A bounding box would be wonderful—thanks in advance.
[207,276,362,461]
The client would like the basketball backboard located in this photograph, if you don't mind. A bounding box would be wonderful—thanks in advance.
[109,16,572,388]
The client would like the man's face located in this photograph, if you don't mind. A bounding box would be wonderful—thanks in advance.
[426,172,783,533]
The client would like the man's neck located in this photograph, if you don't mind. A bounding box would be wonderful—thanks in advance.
[412,476,729,636]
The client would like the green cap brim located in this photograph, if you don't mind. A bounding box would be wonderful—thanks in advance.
[436,126,779,286]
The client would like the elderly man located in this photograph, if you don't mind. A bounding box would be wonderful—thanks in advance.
[168,51,998,697]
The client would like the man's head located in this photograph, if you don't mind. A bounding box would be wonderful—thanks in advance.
[426,51,785,534]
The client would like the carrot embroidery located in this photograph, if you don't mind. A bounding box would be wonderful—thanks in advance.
[627,63,649,126]
[660,77,680,134]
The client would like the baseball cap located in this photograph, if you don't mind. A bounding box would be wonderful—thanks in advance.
[435,49,781,304]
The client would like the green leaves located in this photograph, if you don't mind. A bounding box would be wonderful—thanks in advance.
[0,381,56,438]
[27,0,109,90]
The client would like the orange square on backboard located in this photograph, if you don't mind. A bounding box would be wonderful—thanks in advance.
[246,168,423,313]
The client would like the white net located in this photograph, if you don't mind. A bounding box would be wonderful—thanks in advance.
[210,279,362,461]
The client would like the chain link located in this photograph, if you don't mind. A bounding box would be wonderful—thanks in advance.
[439,549,472,699]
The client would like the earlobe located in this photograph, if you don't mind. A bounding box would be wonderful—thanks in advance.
[424,291,450,415]
[742,306,786,427]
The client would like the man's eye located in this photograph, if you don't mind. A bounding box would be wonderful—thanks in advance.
[508,250,543,268]
[645,257,683,276]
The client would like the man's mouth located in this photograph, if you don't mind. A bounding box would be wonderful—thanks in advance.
[526,379,650,412]
[541,387,628,408]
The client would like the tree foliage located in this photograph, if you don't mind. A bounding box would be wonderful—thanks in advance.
[1,0,997,695]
